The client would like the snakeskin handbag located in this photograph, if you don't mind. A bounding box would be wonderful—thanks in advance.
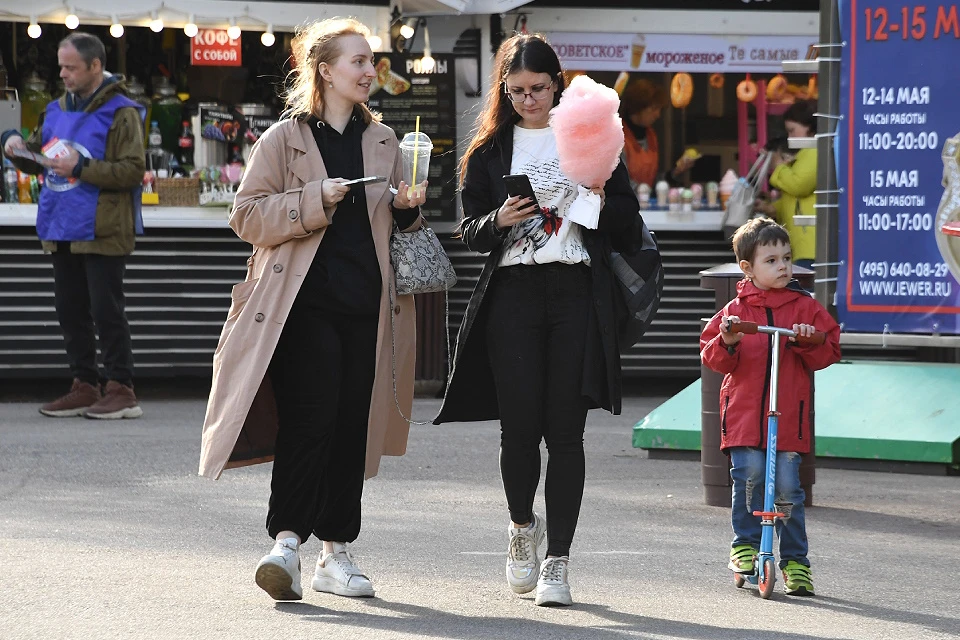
[388,223,456,425]
[389,224,457,295]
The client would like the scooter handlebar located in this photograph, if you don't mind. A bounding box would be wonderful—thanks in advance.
[725,319,826,346]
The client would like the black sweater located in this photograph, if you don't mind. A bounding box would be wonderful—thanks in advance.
[298,113,417,315]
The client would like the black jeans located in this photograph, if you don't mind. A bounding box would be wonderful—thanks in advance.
[51,243,134,386]
[265,301,378,544]
[485,263,592,558]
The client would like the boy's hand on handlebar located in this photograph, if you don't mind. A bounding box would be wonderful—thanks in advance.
[790,323,816,342]
[720,315,743,346]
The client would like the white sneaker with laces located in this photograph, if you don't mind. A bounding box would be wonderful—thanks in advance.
[505,513,547,594]
[535,556,572,607]
[255,538,302,601]
[312,542,375,597]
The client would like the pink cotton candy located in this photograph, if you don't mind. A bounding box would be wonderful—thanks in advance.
[549,75,624,188]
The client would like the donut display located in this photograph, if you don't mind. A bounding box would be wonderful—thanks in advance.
[766,74,788,101]
[709,73,724,89]
[736,77,758,103]
[670,72,693,108]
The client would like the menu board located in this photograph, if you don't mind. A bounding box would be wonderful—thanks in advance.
[836,0,960,334]
[367,54,457,222]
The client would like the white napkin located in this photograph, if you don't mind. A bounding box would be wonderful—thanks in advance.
[565,185,601,229]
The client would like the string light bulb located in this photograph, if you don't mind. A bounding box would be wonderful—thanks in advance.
[227,19,241,41]
[65,7,80,30]
[27,18,41,39]
[399,19,415,39]
[260,25,275,47]
[367,33,382,51]
[109,16,123,38]
[149,11,163,33]
[184,15,198,38]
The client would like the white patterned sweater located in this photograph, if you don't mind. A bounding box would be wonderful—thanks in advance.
[498,125,592,267]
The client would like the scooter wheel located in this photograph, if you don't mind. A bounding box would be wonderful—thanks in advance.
[734,573,746,588]
[758,558,776,599]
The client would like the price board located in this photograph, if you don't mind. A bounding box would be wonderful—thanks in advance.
[837,0,960,333]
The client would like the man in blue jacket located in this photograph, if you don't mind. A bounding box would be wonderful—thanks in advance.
[2,32,146,419]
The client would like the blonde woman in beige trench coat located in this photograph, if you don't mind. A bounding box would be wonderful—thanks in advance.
[198,18,425,602]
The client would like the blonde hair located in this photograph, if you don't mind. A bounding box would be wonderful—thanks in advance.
[284,17,379,124]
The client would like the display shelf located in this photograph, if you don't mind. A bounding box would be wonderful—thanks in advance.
[0,204,231,228]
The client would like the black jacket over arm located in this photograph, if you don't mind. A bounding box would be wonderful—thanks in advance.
[434,127,641,424]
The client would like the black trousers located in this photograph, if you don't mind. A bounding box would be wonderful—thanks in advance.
[265,301,378,544]
[485,263,592,558]
[51,243,134,386]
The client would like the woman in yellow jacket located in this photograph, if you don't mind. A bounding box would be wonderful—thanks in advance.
[769,99,818,269]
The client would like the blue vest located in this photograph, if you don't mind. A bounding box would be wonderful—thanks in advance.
[37,93,145,241]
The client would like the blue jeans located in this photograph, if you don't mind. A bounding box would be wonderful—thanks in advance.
[729,447,809,568]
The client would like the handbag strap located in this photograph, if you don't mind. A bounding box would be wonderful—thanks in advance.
[387,283,453,426]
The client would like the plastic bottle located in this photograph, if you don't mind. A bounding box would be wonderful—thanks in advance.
[17,170,32,203]
[178,120,195,168]
[148,121,163,150]
[3,163,18,203]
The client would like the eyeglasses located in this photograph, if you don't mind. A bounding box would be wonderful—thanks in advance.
[503,80,555,103]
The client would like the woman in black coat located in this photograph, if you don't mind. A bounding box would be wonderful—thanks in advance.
[434,34,640,607]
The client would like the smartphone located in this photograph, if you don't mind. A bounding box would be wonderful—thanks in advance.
[341,176,387,188]
[502,174,540,210]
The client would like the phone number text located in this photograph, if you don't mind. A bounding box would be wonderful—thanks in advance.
[858,261,950,279]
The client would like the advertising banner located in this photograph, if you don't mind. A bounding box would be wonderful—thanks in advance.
[367,54,457,222]
[191,29,242,67]
[545,32,817,73]
[836,0,960,333]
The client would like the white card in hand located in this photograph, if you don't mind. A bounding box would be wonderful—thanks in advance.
[565,185,601,229]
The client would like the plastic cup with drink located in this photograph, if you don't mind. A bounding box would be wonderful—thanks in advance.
[399,117,432,200]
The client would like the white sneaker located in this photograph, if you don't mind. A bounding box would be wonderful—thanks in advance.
[312,542,375,597]
[255,538,302,601]
[506,513,547,594]
[535,556,572,607]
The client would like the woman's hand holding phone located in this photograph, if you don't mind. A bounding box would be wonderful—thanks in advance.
[320,178,351,208]
[495,195,540,231]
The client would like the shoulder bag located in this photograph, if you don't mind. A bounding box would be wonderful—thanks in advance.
[388,221,457,424]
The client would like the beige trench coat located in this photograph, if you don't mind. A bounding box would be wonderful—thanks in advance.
[198,118,418,480]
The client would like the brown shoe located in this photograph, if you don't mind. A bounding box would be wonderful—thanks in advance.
[83,381,143,420]
[39,378,101,417]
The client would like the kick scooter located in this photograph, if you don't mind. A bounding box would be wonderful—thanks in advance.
[726,319,825,599]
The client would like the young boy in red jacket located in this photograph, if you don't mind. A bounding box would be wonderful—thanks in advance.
[700,218,840,596]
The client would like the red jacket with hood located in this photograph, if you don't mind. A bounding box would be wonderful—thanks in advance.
[700,279,841,454]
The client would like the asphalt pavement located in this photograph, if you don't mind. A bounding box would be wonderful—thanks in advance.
[1,389,958,640]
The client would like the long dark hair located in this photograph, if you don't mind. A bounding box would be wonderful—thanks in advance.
[458,34,565,187]
[783,98,817,135]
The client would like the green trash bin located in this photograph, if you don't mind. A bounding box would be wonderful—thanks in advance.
[698,263,816,508]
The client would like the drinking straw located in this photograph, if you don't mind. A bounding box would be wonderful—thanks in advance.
[411,116,420,197]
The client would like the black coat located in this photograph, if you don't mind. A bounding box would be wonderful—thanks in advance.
[434,126,641,424]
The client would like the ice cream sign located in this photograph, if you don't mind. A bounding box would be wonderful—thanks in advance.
[546,32,816,73]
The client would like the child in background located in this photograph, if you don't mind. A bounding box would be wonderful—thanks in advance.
[700,218,840,596]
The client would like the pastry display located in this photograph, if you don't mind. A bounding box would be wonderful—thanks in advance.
[670,72,693,108]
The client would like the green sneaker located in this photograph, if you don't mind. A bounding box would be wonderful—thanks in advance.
[782,560,815,596]
[728,545,757,574]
